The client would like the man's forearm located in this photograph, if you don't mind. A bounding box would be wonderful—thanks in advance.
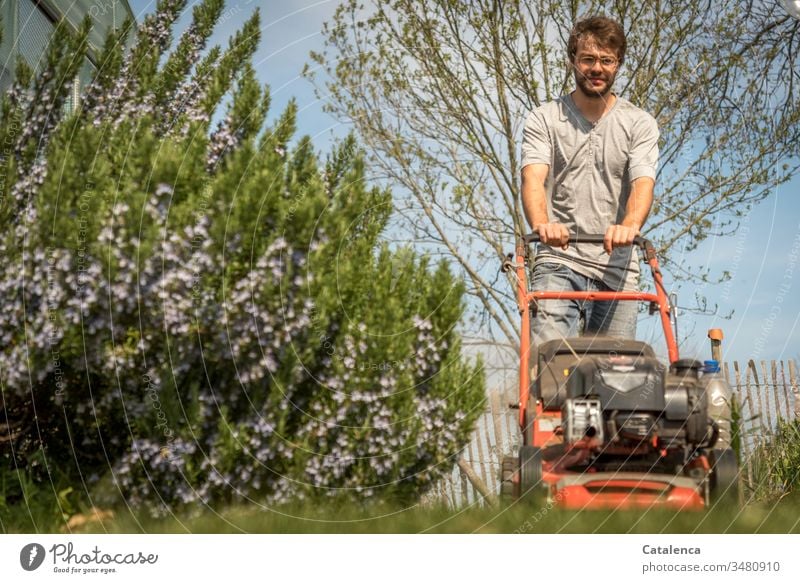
[622,177,655,230]
[521,164,570,248]
[604,177,655,253]
[521,165,550,229]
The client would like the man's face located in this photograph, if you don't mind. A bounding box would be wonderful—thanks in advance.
[572,36,619,99]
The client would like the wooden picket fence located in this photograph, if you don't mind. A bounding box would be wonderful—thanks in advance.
[725,360,799,493]
[433,359,799,508]
[433,386,520,508]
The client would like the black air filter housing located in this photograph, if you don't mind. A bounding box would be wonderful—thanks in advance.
[566,355,666,411]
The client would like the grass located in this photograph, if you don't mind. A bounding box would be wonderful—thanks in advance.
[4,420,800,535]
[1,492,797,534]
[106,495,800,533]
[746,418,800,503]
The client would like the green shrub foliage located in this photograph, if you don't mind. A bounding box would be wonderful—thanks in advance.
[0,0,484,516]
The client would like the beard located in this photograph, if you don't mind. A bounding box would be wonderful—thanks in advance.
[574,69,615,99]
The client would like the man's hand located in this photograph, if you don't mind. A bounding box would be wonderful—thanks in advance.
[535,223,570,250]
[603,224,640,254]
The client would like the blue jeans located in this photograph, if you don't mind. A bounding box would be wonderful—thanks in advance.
[531,261,638,346]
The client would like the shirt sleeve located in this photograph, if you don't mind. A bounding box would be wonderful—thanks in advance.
[628,114,659,181]
[521,109,552,169]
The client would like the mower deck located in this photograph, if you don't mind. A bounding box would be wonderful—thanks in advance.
[553,472,705,510]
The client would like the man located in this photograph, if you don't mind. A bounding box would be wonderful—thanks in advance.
[520,15,659,344]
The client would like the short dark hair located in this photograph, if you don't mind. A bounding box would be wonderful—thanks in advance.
[568,16,627,65]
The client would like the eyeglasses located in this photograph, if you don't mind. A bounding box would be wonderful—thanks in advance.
[576,56,618,69]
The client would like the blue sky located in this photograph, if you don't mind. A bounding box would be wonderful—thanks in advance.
[128,0,344,147]
[128,0,800,366]
[638,183,800,365]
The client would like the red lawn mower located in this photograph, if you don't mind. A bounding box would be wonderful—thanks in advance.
[500,233,739,510]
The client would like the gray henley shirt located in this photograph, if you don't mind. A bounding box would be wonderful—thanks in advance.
[521,94,659,291]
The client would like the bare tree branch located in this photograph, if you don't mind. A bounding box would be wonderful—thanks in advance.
[309,0,800,361]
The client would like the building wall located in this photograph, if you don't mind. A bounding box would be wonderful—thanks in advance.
[0,0,134,110]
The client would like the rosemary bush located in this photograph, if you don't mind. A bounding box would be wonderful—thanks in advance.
[0,0,483,520]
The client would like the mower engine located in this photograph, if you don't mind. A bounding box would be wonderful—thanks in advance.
[563,356,713,451]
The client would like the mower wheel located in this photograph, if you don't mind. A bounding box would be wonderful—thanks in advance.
[500,455,519,501]
[519,445,544,499]
[709,448,740,502]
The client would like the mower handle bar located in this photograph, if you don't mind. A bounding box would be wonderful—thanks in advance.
[522,232,652,250]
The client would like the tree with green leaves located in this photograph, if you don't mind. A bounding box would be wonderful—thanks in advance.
[0,0,484,522]
[309,0,800,359]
